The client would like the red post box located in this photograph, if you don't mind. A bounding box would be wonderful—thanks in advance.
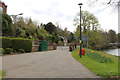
[79,49,85,55]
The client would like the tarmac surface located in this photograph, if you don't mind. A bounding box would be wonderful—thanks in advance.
[3,47,100,78]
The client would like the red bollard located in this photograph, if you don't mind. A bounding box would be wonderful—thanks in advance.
[79,49,85,55]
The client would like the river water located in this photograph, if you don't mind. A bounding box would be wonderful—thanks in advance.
[103,48,120,56]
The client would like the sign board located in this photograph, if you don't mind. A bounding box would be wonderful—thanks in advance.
[74,37,77,39]
[82,35,88,41]
[81,35,88,54]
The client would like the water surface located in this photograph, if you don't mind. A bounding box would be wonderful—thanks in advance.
[103,48,120,56]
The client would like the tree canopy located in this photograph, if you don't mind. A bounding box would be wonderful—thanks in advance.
[44,22,56,34]
[108,29,117,43]
[74,11,100,33]
[2,13,14,36]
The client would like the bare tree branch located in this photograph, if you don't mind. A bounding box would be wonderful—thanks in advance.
[107,0,112,4]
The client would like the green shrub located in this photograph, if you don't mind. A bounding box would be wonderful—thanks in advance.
[18,49,25,53]
[12,38,32,52]
[4,48,13,54]
[0,48,4,55]
[58,41,62,44]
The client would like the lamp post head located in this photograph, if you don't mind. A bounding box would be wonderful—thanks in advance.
[78,3,83,6]
[18,13,23,15]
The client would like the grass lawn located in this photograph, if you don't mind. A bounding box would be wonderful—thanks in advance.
[72,49,119,78]
[0,70,5,79]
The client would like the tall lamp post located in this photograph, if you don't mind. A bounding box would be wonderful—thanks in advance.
[118,1,120,33]
[10,13,23,37]
[78,3,83,58]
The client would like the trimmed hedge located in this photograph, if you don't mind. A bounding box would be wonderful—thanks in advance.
[12,38,32,52]
[1,37,32,52]
[2,37,12,49]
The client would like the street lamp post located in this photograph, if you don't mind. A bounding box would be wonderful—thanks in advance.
[10,13,23,37]
[118,1,120,33]
[78,3,83,58]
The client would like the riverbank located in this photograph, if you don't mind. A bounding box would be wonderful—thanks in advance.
[102,48,120,56]
[72,48,119,78]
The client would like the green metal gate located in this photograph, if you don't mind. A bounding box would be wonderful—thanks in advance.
[39,40,48,51]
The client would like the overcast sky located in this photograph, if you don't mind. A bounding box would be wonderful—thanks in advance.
[2,0,118,33]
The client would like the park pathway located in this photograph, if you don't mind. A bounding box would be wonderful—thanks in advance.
[3,47,100,78]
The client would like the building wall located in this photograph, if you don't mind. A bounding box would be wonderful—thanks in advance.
[0,2,7,13]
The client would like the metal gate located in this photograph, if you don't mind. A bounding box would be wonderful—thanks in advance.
[39,41,48,51]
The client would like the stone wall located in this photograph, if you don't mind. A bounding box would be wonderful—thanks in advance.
[32,40,39,52]
[32,40,57,52]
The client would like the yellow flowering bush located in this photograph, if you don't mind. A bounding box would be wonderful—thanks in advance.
[86,49,113,63]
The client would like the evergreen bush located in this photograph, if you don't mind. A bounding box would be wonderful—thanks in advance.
[4,48,13,54]
[18,49,25,53]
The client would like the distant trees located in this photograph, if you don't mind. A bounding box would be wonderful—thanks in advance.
[118,33,120,42]
[73,11,118,50]
[2,13,74,44]
[44,22,56,34]
[108,29,117,43]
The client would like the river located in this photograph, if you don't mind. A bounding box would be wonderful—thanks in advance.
[103,48,120,56]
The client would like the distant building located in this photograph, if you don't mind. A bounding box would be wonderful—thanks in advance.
[0,1,7,13]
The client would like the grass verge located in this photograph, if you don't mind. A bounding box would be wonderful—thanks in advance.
[72,49,119,78]
[0,70,5,79]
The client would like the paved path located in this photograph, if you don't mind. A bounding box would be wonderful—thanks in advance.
[3,47,100,78]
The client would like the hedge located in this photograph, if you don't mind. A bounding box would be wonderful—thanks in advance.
[1,37,32,52]
[2,37,12,49]
[12,38,32,52]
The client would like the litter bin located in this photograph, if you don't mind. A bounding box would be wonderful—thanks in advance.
[69,43,74,52]
[79,49,85,55]
[69,46,72,52]
[53,43,57,50]
[74,43,77,49]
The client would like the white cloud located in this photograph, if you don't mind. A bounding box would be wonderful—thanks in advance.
[2,0,119,33]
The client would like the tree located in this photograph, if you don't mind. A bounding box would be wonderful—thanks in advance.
[14,17,26,37]
[69,32,74,43]
[108,29,117,43]
[2,13,14,36]
[44,22,56,34]
[74,11,100,33]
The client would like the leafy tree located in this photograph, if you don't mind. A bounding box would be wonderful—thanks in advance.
[35,28,47,40]
[2,13,14,36]
[44,22,56,34]
[108,29,117,43]
[68,32,74,43]
[14,17,26,37]
[74,11,100,33]
[15,17,26,29]
[53,33,59,43]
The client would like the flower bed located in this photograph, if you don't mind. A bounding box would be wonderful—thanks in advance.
[87,49,113,63]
